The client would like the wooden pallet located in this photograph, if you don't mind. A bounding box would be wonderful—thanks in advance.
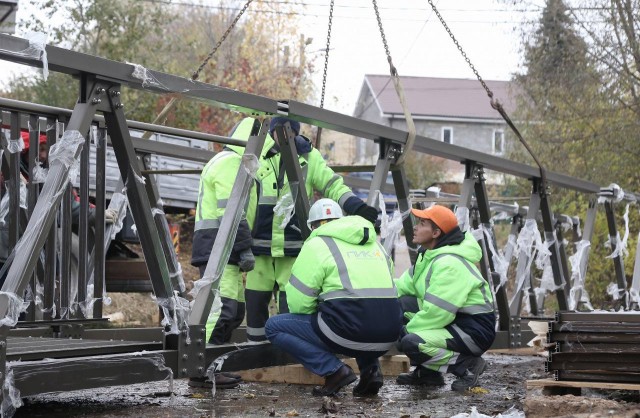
[237,355,410,385]
[527,378,640,396]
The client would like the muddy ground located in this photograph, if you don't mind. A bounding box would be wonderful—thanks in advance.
[15,352,640,418]
[22,223,635,417]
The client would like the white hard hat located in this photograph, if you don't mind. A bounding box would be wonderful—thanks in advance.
[307,198,343,229]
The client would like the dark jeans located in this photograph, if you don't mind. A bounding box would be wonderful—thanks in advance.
[265,313,380,377]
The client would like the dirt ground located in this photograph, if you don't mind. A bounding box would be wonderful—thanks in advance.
[14,352,640,418]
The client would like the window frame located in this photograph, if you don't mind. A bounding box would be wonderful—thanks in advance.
[441,126,453,144]
[492,129,505,155]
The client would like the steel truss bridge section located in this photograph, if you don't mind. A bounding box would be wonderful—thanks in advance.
[0,33,638,408]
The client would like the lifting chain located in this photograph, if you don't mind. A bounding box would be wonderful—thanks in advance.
[320,0,335,109]
[142,0,253,138]
[371,0,416,165]
[426,0,548,190]
[316,0,335,149]
[192,0,254,81]
[371,0,394,74]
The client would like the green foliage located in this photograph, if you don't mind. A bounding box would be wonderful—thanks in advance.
[403,153,447,190]
[193,0,316,135]
[507,0,640,310]
[3,0,316,134]
[511,0,640,189]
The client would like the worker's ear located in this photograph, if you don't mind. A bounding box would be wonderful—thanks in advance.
[432,227,442,240]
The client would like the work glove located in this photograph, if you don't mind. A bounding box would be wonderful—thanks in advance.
[354,204,379,225]
[238,249,255,272]
[105,208,118,225]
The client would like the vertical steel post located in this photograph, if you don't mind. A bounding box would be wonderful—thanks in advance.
[60,183,72,317]
[391,165,416,264]
[503,215,522,262]
[43,117,57,320]
[103,85,174,301]
[631,232,640,310]
[273,122,311,239]
[7,112,19,249]
[25,113,39,321]
[509,181,541,317]
[139,149,185,295]
[604,200,628,309]
[366,140,396,208]
[76,126,90,317]
[473,164,510,332]
[573,198,597,310]
[555,219,572,302]
[539,191,569,311]
[189,121,267,327]
[93,126,107,318]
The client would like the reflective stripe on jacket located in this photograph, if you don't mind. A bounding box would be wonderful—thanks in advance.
[252,135,354,257]
[395,232,496,346]
[190,118,257,267]
[286,215,403,353]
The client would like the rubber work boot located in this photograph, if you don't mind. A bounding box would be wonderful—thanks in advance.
[312,364,357,396]
[396,366,445,386]
[188,373,241,389]
[353,365,383,397]
[451,357,487,392]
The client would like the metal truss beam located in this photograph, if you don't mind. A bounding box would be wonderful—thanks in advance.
[11,351,174,397]
[274,123,311,239]
[189,121,268,327]
[103,85,175,301]
[0,33,600,194]
[0,34,278,116]
[283,100,600,193]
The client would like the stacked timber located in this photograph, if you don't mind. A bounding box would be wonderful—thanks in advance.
[546,311,640,384]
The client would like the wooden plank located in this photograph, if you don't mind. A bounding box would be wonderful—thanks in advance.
[237,355,410,385]
[527,378,640,391]
[238,364,324,385]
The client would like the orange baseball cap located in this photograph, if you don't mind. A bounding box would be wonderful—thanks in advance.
[411,205,458,234]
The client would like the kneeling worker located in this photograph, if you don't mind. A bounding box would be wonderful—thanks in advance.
[395,205,496,392]
[265,198,403,397]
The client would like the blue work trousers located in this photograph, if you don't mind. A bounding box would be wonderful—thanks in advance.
[265,313,379,377]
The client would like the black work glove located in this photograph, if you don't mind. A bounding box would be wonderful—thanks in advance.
[238,249,255,272]
[354,204,378,225]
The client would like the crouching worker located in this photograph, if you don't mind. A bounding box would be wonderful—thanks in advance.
[395,205,496,392]
[265,199,403,397]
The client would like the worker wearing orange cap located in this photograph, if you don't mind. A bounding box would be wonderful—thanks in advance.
[394,204,496,392]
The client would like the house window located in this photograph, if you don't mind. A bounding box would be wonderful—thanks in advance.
[493,130,505,155]
[441,127,453,144]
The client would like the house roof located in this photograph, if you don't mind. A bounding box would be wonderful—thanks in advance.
[362,75,517,121]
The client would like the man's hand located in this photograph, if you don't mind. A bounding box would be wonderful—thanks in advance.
[238,249,255,272]
[105,208,118,225]
[354,204,378,224]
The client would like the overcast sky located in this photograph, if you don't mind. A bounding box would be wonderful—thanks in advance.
[299,0,541,113]
[1,0,542,115]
